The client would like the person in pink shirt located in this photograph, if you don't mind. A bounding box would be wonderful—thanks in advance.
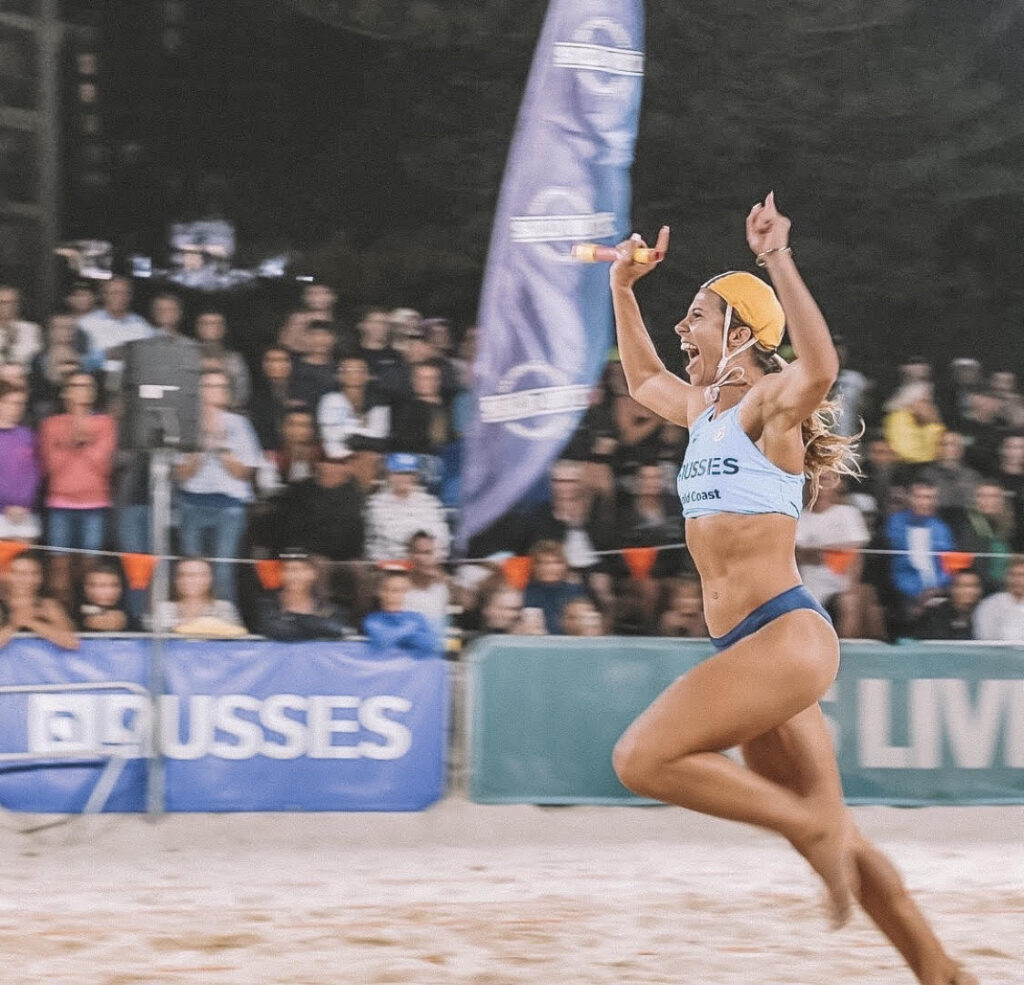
[38,371,116,601]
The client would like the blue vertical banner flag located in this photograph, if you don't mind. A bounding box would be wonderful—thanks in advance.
[457,0,645,550]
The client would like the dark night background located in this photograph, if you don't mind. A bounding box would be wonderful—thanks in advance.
[14,0,1024,394]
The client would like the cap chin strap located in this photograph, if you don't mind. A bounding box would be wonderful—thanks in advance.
[703,303,758,404]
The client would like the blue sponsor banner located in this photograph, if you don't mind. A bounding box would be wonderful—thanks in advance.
[457,0,645,549]
[0,638,447,813]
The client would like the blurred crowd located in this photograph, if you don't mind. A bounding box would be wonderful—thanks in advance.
[2,276,1024,652]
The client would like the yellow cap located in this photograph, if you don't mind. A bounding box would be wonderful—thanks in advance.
[702,271,785,350]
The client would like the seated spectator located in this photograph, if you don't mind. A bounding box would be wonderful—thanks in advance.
[64,279,97,321]
[289,320,337,412]
[936,357,982,431]
[403,531,450,639]
[276,310,311,357]
[883,382,945,465]
[796,476,885,640]
[149,557,246,636]
[149,291,188,340]
[271,454,365,562]
[273,409,323,486]
[850,432,902,516]
[78,276,152,375]
[916,569,982,641]
[562,596,604,636]
[657,575,709,638]
[972,557,1024,641]
[476,583,524,636]
[885,479,955,631]
[0,283,42,370]
[960,388,1005,476]
[365,453,450,561]
[301,281,339,326]
[174,369,263,603]
[389,360,453,458]
[353,307,401,381]
[989,370,1024,428]
[251,346,303,451]
[317,354,390,488]
[952,481,1014,594]
[76,558,138,632]
[615,461,684,577]
[27,313,89,421]
[0,380,41,541]
[195,310,251,409]
[919,431,981,529]
[378,321,459,404]
[996,432,1024,548]
[257,553,352,641]
[363,568,438,657]
[522,539,587,635]
[0,549,78,650]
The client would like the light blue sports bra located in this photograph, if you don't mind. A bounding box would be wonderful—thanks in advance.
[677,402,804,520]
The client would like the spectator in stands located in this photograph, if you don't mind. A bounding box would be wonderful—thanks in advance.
[831,335,869,438]
[301,281,338,325]
[477,583,524,635]
[657,575,709,637]
[317,353,390,488]
[389,360,453,490]
[64,279,96,317]
[996,432,1024,548]
[194,310,251,409]
[39,371,116,551]
[388,307,422,355]
[936,357,982,431]
[608,360,666,481]
[972,557,1024,641]
[522,539,587,634]
[257,553,352,641]
[989,370,1024,428]
[953,481,1014,594]
[562,596,604,636]
[149,291,186,339]
[0,380,40,542]
[150,557,246,636]
[277,309,310,357]
[851,433,901,516]
[916,568,982,641]
[289,320,337,412]
[0,549,78,650]
[919,431,981,530]
[0,284,42,370]
[27,313,88,421]
[251,346,299,450]
[883,381,945,465]
[796,476,885,640]
[365,453,450,561]
[615,461,684,576]
[38,371,116,603]
[174,369,263,603]
[272,409,322,486]
[76,558,137,632]
[897,354,932,385]
[78,276,152,373]
[272,454,365,562]
[885,479,955,631]
[354,307,401,380]
[960,388,1005,476]
[379,321,458,404]
[363,568,438,657]
[403,531,450,639]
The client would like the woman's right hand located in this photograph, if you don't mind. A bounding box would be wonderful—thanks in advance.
[610,226,670,290]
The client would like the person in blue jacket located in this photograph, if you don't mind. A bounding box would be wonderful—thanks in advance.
[363,568,439,658]
[884,479,955,632]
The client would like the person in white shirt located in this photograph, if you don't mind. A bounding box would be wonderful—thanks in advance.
[796,476,886,639]
[0,284,42,370]
[972,557,1024,641]
[78,276,152,373]
[365,453,450,561]
[402,530,451,638]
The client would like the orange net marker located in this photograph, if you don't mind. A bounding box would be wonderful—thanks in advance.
[120,552,158,591]
[823,549,857,576]
[502,555,533,591]
[623,546,658,580]
[940,551,975,575]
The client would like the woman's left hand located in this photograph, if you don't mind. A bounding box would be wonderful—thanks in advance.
[746,191,791,257]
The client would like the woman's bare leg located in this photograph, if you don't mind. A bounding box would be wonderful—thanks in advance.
[612,610,856,924]
[742,710,976,985]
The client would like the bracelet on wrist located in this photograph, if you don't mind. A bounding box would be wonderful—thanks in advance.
[755,246,792,267]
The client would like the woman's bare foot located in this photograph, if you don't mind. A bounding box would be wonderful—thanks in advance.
[948,965,979,985]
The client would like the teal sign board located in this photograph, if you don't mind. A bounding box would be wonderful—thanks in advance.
[466,638,1024,806]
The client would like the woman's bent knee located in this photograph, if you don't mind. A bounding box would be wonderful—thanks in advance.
[612,731,660,796]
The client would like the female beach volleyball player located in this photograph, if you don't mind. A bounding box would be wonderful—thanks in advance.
[608,194,976,985]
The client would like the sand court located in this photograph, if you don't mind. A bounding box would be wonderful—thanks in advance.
[2,799,1022,985]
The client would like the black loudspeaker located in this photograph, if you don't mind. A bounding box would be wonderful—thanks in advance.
[119,336,202,450]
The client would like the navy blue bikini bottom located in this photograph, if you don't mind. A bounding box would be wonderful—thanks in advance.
[710,585,832,653]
